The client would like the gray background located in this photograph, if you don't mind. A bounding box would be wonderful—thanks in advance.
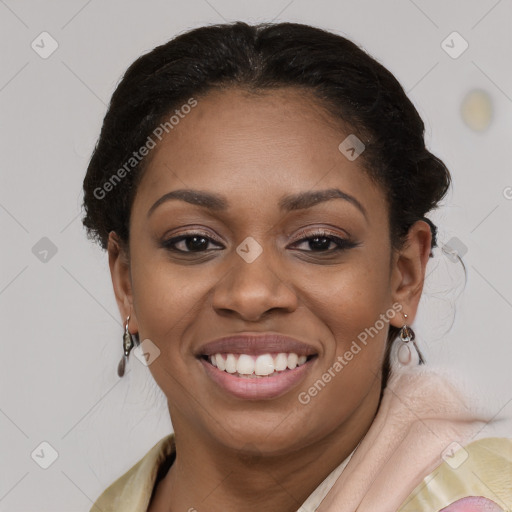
[1,1,511,510]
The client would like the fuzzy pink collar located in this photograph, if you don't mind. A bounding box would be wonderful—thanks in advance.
[315,366,501,512]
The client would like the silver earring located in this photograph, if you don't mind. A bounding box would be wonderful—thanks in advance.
[397,313,420,366]
[117,315,139,377]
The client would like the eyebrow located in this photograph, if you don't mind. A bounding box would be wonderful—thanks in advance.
[147,188,368,220]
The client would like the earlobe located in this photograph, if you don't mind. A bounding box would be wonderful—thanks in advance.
[390,220,432,327]
[107,231,137,331]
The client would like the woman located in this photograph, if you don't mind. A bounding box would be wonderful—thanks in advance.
[82,21,511,512]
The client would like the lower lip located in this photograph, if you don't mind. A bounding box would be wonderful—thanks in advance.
[199,357,315,400]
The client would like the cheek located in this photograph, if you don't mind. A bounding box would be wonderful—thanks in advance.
[129,257,214,409]
[299,247,392,345]
[132,254,212,334]
[129,254,216,362]
[294,254,392,405]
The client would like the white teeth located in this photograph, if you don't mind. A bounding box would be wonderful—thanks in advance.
[254,354,275,376]
[237,354,255,375]
[275,353,288,371]
[287,353,298,370]
[216,354,226,371]
[207,352,311,376]
[225,353,237,373]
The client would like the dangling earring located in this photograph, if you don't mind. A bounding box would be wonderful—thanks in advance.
[397,313,421,367]
[117,315,139,377]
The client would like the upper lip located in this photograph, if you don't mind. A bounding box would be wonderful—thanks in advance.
[196,333,318,357]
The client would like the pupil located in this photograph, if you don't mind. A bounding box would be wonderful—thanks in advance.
[310,237,330,251]
[187,236,208,251]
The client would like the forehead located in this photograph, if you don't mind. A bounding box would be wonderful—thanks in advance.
[133,87,386,220]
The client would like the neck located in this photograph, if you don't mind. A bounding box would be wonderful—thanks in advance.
[149,379,381,512]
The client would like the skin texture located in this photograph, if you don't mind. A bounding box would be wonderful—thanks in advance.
[108,87,432,512]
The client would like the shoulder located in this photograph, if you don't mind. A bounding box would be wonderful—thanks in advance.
[399,437,512,511]
[89,434,176,512]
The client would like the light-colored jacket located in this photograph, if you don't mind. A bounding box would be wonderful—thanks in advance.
[91,367,512,511]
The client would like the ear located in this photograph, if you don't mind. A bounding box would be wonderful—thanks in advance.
[389,220,432,327]
[107,231,138,333]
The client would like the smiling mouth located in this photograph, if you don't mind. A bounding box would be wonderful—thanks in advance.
[199,352,317,378]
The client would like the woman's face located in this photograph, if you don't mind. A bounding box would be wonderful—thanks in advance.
[110,87,428,455]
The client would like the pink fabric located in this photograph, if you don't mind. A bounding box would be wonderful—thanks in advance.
[317,367,493,512]
[440,497,504,511]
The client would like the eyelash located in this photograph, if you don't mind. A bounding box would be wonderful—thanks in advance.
[161,229,357,254]
[293,229,357,252]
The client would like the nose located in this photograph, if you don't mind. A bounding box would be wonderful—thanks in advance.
[211,248,299,322]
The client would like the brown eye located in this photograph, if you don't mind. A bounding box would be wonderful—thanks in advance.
[291,230,357,253]
[161,233,224,253]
